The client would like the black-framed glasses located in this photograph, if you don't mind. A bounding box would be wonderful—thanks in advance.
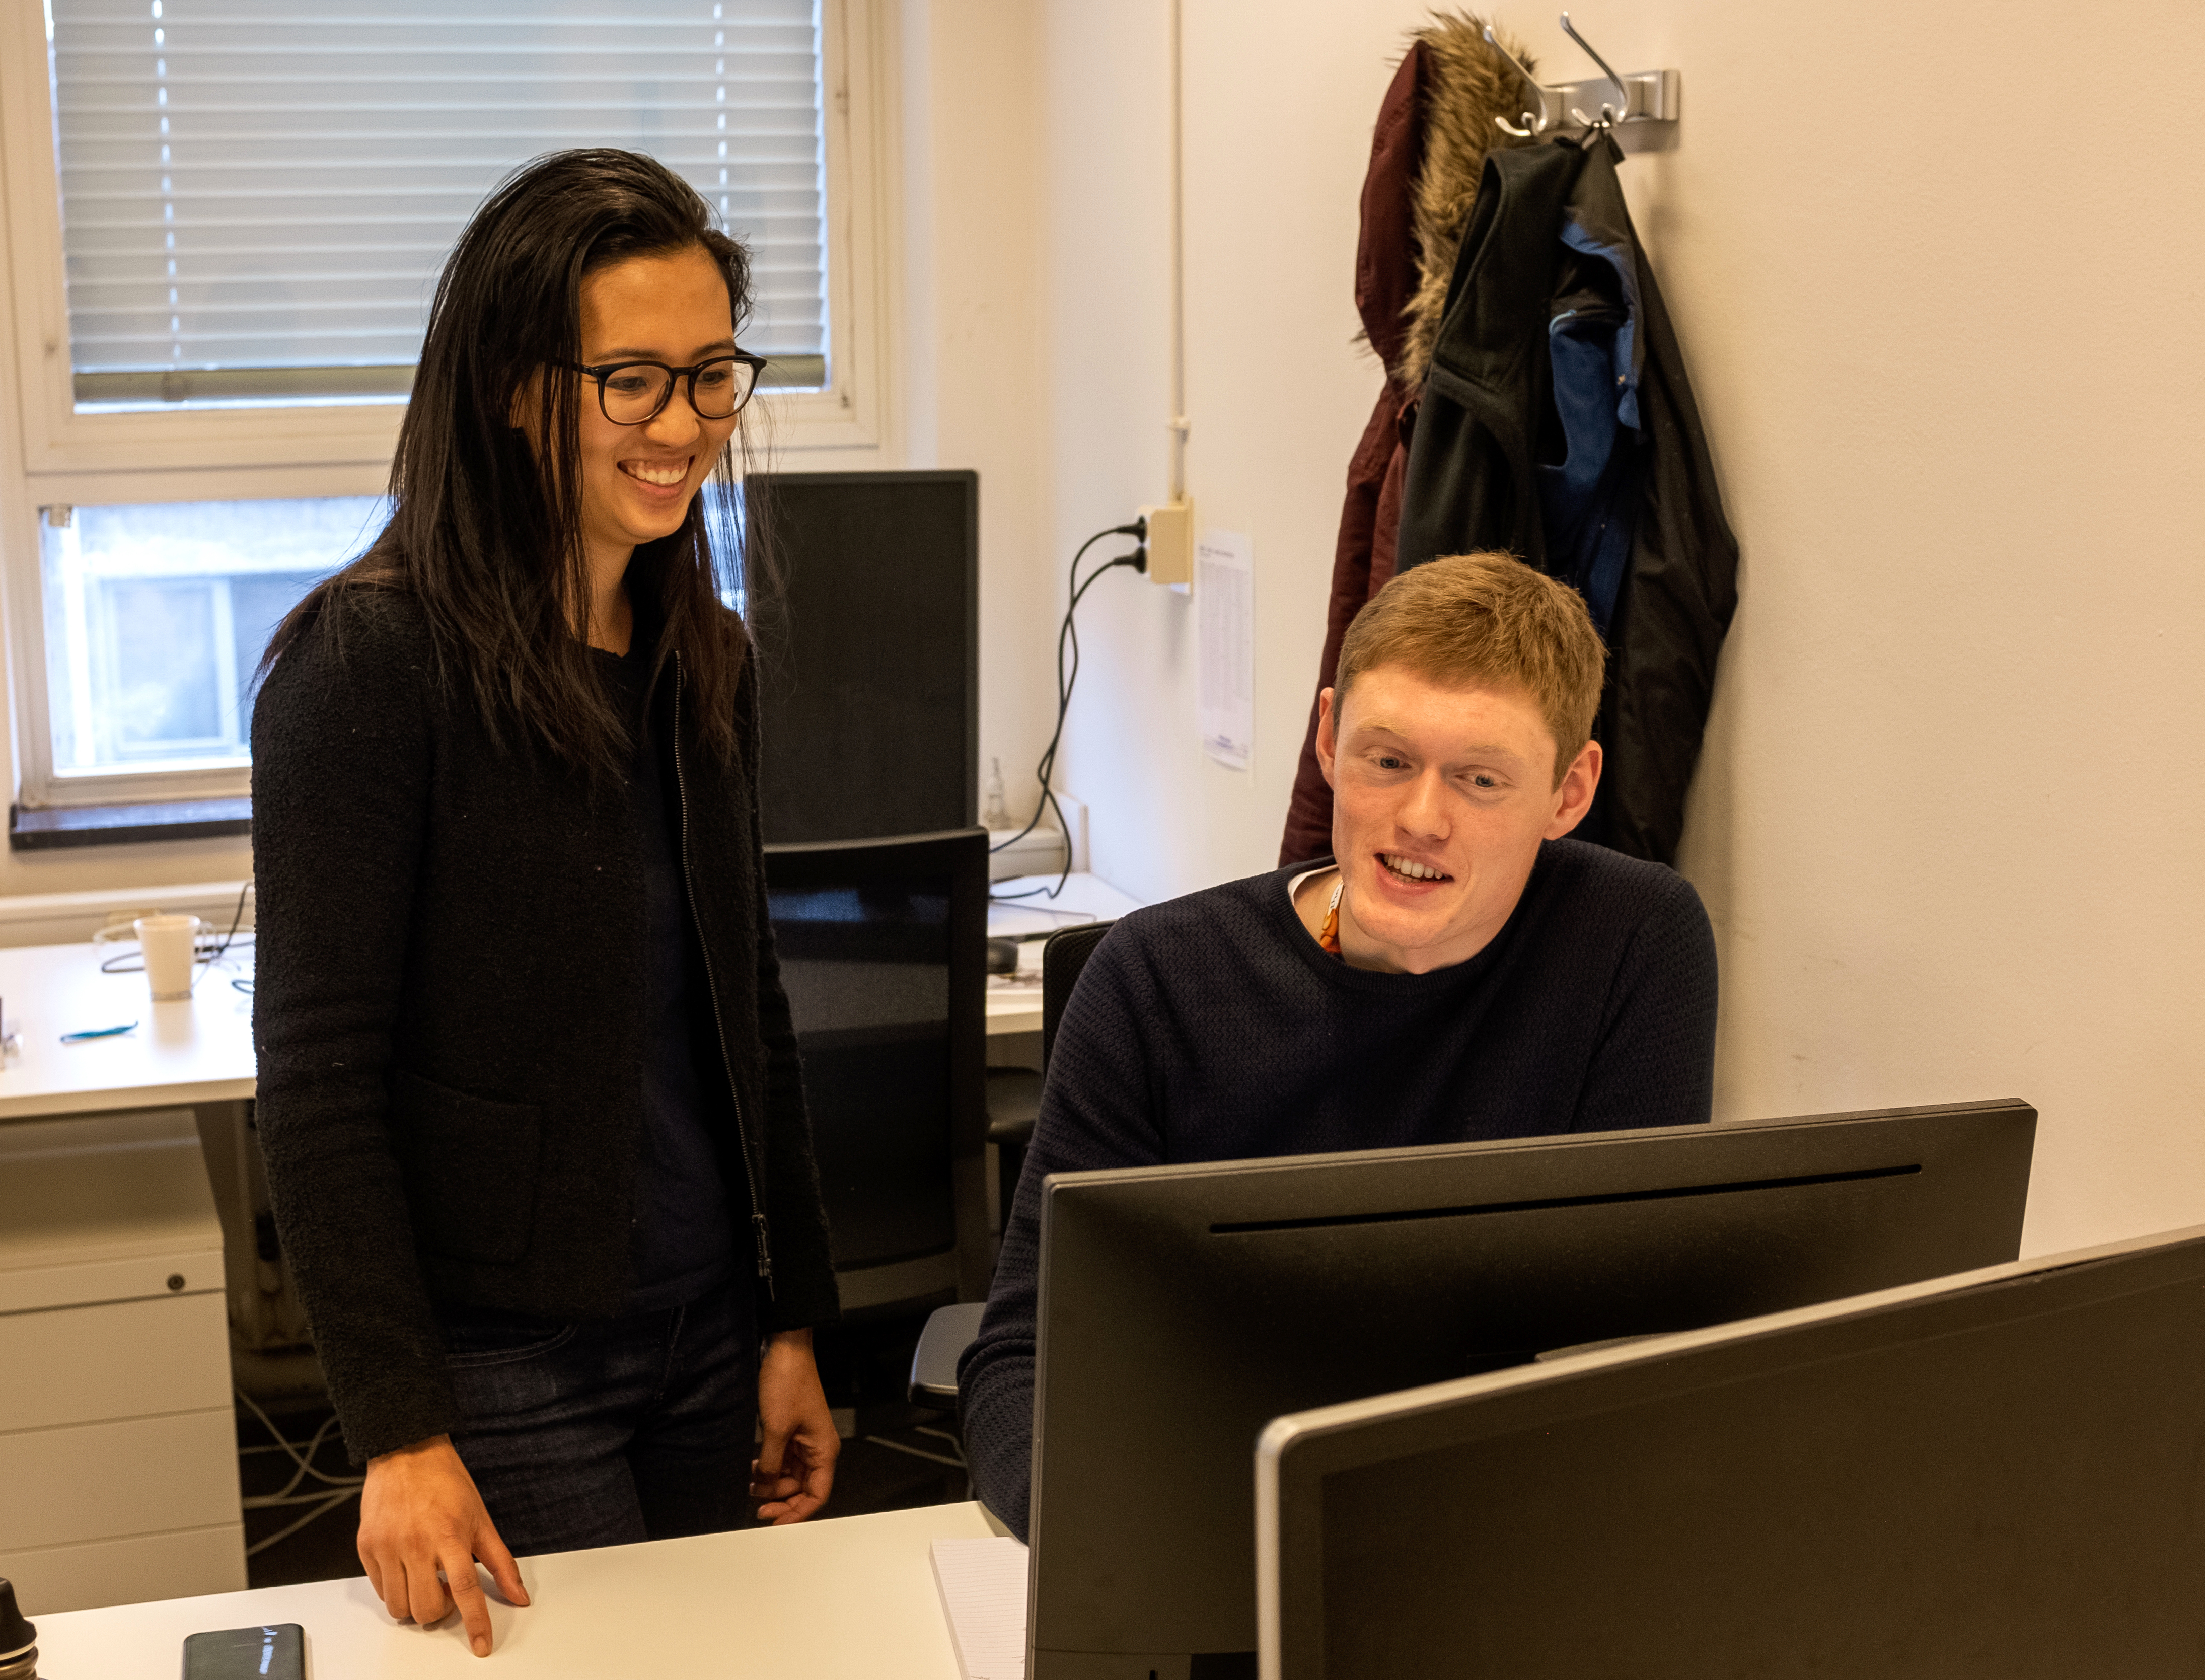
[556,351,767,425]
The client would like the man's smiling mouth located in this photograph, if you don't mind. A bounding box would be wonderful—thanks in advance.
[1380,853,1450,883]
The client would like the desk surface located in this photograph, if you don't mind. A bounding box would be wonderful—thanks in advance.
[36,1501,1007,1677]
[984,871,1145,1038]
[0,940,255,1121]
[0,871,1149,1111]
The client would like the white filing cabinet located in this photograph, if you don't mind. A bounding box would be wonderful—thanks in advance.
[0,1109,246,1614]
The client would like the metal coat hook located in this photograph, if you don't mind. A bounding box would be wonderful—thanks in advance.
[1483,23,1551,138]
[1558,11,1631,130]
[1481,15,1682,137]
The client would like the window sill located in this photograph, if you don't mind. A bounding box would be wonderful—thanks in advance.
[10,798,252,851]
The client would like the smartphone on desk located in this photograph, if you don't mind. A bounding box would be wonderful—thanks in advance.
[182,1623,304,1679]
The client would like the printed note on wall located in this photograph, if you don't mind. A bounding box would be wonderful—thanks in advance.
[1198,529,1254,771]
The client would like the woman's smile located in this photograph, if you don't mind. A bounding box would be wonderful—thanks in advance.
[619,456,693,489]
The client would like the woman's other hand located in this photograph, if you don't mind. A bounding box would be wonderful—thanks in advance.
[359,1434,530,1656]
[752,1328,840,1523]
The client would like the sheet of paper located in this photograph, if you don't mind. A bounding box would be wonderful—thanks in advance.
[1197,529,1254,771]
[931,1535,1030,1680]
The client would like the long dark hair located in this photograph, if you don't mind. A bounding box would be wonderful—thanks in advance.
[267,148,759,774]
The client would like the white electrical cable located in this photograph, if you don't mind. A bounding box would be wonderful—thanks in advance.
[234,1390,366,1559]
[235,1389,366,1494]
[914,1425,968,1462]
[860,1436,967,1470]
[1167,0,1189,502]
[245,1488,361,1559]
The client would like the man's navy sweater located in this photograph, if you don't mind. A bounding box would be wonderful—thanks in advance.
[956,838,1718,1540]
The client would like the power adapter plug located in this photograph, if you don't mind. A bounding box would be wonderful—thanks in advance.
[1137,499,1194,587]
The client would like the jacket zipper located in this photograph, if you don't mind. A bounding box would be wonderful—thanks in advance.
[669,653,775,1295]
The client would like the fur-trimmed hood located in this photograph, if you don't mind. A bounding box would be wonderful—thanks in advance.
[1393,13,1537,393]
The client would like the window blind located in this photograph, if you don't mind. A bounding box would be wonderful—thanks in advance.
[49,0,828,406]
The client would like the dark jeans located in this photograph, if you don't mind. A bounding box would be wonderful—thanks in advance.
[439,1282,758,1557]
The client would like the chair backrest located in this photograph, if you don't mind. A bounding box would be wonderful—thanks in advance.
[1040,921,1113,1073]
[764,828,988,1302]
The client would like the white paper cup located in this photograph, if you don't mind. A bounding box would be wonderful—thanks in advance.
[135,914,203,1001]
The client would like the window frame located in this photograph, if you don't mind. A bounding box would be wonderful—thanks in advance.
[1,0,894,814]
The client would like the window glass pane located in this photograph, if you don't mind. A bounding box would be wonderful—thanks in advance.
[40,497,383,776]
[108,579,222,749]
[47,1,829,410]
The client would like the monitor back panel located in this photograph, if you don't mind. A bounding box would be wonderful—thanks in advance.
[749,470,978,843]
[1270,1227,2205,1680]
[1028,1102,2036,1673]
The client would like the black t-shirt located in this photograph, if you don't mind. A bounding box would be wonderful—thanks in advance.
[593,642,740,1313]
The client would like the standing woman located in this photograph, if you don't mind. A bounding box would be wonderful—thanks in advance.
[251,150,840,1657]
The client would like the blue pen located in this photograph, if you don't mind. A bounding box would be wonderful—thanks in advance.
[60,1022,137,1043]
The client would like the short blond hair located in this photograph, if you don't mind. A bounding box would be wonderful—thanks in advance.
[1334,553,1606,783]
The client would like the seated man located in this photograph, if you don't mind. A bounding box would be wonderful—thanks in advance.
[958,551,1718,1540]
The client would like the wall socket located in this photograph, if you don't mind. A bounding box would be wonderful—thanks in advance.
[1139,499,1194,587]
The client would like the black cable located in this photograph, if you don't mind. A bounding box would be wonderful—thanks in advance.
[205,878,252,962]
[989,521,1139,855]
[990,520,1147,900]
[995,548,1144,901]
[99,879,254,975]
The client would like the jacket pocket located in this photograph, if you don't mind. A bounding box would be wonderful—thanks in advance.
[389,1070,544,1265]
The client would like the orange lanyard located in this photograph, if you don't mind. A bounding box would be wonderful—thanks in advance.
[1317,877,1345,957]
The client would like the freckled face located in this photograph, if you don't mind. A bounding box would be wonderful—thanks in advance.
[1316,665,1600,974]
[573,246,741,569]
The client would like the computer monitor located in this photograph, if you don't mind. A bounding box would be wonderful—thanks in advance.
[746,469,978,844]
[1025,1100,2037,1679]
[1257,1220,2205,1680]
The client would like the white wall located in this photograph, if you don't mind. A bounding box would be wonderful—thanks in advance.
[899,0,1059,824]
[1036,0,2205,1259]
[1043,1,1403,905]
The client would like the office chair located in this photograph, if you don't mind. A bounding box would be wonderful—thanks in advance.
[764,828,990,1315]
[910,918,1116,1407]
[985,921,1114,1216]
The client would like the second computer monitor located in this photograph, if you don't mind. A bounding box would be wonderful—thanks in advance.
[1025,1100,2037,1679]
[747,469,978,843]
[1258,1221,2205,1679]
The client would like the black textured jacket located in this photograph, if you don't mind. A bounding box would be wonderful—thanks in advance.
[1398,136,1740,865]
[250,591,839,1465]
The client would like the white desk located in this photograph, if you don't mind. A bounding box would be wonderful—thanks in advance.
[984,870,1146,1040]
[0,941,257,1612]
[0,879,1138,1083]
[0,939,255,1121]
[34,1501,1009,1678]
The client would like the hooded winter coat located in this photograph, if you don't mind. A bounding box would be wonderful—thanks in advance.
[1279,18,1531,865]
[1395,134,1739,863]
[1281,19,1737,868]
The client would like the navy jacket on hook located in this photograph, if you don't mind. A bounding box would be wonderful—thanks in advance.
[1397,134,1738,866]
